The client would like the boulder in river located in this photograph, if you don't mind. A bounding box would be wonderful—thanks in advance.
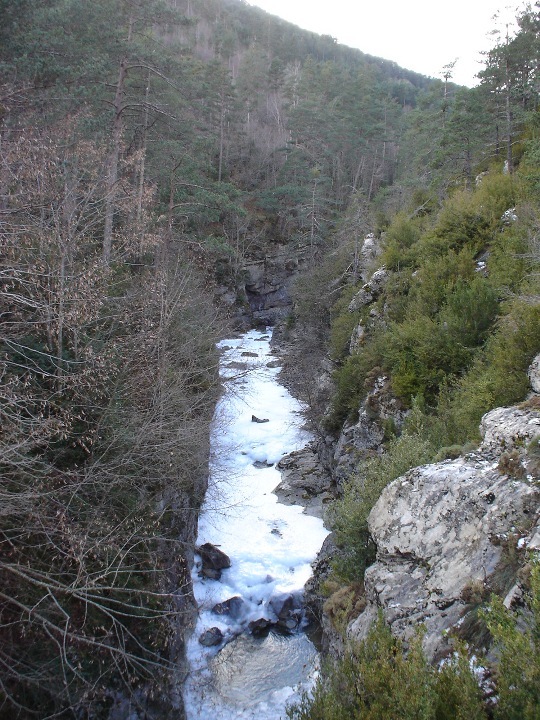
[201,567,222,580]
[248,618,274,637]
[269,593,299,620]
[275,445,334,519]
[269,593,303,631]
[212,596,245,619]
[199,627,224,647]
[198,543,231,581]
[253,460,274,468]
[252,415,269,423]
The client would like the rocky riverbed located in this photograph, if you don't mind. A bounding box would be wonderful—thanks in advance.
[183,329,330,720]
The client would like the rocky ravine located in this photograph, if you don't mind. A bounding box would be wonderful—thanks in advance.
[270,241,539,664]
[347,396,540,662]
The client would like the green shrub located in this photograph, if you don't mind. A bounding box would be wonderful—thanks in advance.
[432,644,488,720]
[381,211,425,270]
[420,188,492,258]
[488,223,530,293]
[473,171,517,224]
[288,565,540,720]
[330,433,434,582]
[449,299,540,441]
[287,615,486,720]
[440,276,499,348]
[483,563,540,720]
[382,315,471,405]
[329,285,362,361]
[327,332,386,431]
[408,248,476,318]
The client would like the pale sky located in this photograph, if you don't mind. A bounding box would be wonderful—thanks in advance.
[247,1,523,87]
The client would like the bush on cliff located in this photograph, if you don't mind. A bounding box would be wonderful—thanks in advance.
[287,613,486,720]
[288,564,540,720]
[330,432,434,583]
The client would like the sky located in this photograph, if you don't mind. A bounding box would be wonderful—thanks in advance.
[247,0,523,87]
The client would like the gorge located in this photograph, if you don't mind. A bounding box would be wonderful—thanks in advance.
[1,1,540,718]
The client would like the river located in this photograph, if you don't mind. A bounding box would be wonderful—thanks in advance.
[183,328,329,719]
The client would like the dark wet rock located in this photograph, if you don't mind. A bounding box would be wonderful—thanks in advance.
[275,445,334,520]
[253,460,274,468]
[332,374,407,489]
[252,415,270,423]
[200,567,222,580]
[304,534,338,623]
[248,618,275,636]
[199,627,224,647]
[266,360,281,369]
[269,593,299,620]
[212,596,245,619]
[269,594,302,632]
[198,543,231,577]
[277,617,299,631]
[241,351,259,357]
[225,361,249,370]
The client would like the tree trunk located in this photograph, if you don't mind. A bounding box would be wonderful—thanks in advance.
[103,17,133,264]
[368,146,379,200]
[504,29,513,174]
[102,57,128,265]
[137,76,150,259]
[465,139,472,190]
[218,90,225,183]
[505,65,513,174]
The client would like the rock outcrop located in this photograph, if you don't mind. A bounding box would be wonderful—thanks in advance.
[197,543,231,580]
[528,352,540,393]
[348,265,388,313]
[331,373,407,488]
[274,444,335,520]
[346,401,540,661]
[220,244,312,327]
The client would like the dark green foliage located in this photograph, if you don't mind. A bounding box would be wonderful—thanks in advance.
[287,615,486,720]
[289,570,540,720]
[448,300,540,442]
[431,646,488,720]
[440,277,499,347]
[379,212,426,270]
[382,314,470,404]
[483,564,540,720]
[423,198,491,258]
[331,433,434,582]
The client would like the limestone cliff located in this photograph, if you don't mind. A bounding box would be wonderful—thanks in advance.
[217,242,312,327]
[346,390,540,661]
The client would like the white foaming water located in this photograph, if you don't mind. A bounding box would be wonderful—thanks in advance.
[184,329,330,720]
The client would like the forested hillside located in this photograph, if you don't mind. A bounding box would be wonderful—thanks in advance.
[1,0,540,717]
